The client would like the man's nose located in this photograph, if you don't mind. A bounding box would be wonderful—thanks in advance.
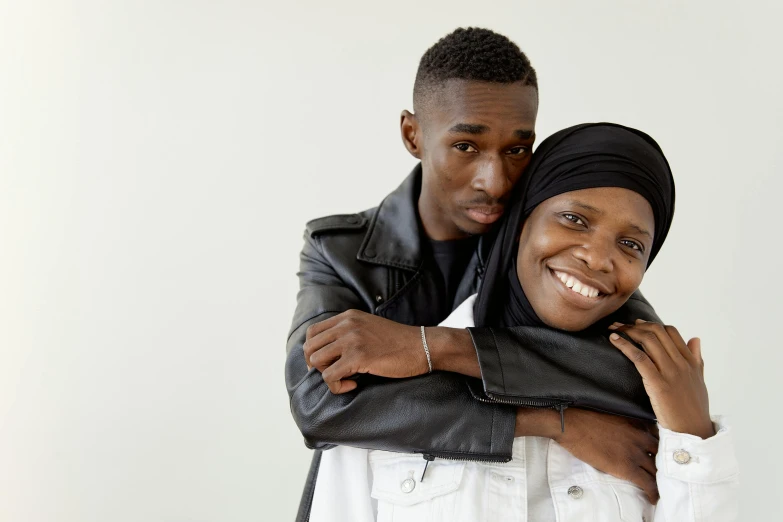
[471,157,513,200]
[572,238,614,273]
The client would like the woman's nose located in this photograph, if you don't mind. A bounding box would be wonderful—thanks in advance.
[572,241,614,273]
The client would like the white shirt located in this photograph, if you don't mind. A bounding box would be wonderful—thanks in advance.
[310,295,739,522]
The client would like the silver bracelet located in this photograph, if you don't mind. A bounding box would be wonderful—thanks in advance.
[420,326,433,374]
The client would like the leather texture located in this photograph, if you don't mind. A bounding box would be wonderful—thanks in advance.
[467,294,657,421]
[286,164,656,520]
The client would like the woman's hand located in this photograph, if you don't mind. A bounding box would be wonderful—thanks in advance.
[609,319,714,439]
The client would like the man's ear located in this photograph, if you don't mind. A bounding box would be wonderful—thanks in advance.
[400,110,422,159]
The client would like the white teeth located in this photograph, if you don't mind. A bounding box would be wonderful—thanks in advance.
[554,270,601,299]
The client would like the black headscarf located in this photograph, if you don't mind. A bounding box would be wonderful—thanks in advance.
[473,123,675,328]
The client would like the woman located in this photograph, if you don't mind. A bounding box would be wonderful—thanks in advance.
[311,123,738,521]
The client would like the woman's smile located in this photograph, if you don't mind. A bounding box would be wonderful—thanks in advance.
[547,268,607,310]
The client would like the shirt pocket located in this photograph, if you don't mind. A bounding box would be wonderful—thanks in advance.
[549,442,650,522]
[610,484,655,522]
[368,451,465,522]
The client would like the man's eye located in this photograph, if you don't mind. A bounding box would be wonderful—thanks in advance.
[454,143,477,153]
[507,146,529,155]
[563,213,585,225]
[620,239,643,252]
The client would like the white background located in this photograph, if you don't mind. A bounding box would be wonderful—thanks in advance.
[1,1,781,520]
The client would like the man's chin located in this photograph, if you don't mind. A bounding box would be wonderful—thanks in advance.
[457,216,496,236]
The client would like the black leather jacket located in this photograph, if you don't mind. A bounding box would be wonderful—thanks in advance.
[285,165,658,520]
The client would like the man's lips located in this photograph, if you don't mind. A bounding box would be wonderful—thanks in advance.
[465,206,504,225]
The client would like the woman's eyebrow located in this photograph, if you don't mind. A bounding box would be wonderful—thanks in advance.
[569,201,602,214]
[566,200,652,239]
[627,223,653,239]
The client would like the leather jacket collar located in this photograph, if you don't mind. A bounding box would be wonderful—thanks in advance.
[357,164,424,271]
[357,163,494,273]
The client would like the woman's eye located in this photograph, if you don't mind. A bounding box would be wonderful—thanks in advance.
[454,143,477,153]
[620,239,643,252]
[507,146,529,156]
[563,213,585,225]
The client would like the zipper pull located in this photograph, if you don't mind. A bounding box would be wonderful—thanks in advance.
[420,454,435,482]
[558,403,567,433]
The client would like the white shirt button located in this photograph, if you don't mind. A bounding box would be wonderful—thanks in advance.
[673,449,692,464]
[401,478,416,493]
[568,485,584,499]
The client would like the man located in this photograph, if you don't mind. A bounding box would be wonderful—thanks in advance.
[286,28,660,521]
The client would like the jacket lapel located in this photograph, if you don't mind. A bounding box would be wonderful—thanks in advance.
[357,165,423,271]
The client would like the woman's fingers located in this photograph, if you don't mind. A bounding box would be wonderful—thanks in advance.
[612,323,678,373]
[688,337,705,376]
[633,320,687,364]
[609,333,660,377]
[660,323,697,363]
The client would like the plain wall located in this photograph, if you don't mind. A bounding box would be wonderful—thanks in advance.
[1,0,781,520]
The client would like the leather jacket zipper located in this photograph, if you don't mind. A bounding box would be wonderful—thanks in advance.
[419,451,511,481]
[472,391,573,432]
[419,397,573,480]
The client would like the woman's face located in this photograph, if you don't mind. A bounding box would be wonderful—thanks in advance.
[516,187,655,331]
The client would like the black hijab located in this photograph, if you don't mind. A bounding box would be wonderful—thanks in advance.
[473,123,676,328]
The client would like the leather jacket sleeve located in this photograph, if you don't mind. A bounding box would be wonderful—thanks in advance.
[285,232,516,460]
[467,294,661,420]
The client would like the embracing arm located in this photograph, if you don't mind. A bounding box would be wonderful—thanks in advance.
[423,294,660,420]
[285,232,516,458]
[305,291,665,501]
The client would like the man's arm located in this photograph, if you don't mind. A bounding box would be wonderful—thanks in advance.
[302,289,663,501]
[463,294,659,419]
[285,231,516,458]
[308,295,658,421]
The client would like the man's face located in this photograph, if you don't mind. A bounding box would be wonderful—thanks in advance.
[406,79,538,239]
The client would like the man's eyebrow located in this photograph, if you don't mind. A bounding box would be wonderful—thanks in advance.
[448,123,488,134]
[515,129,535,140]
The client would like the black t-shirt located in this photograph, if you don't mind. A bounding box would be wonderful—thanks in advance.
[427,235,479,318]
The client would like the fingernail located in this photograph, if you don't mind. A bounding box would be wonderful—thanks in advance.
[610,333,620,341]
[608,322,623,330]
[636,319,647,323]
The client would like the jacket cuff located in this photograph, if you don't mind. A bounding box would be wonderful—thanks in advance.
[491,403,516,456]
[466,327,506,395]
[656,415,738,484]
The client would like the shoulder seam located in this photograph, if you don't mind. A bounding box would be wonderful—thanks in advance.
[306,214,366,238]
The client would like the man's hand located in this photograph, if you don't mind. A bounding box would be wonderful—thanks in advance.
[516,408,660,504]
[303,310,427,394]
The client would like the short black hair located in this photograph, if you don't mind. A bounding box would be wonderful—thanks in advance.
[413,27,537,113]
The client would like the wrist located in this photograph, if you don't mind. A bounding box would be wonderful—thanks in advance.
[514,408,561,439]
[667,419,715,440]
[426,327,480,378]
